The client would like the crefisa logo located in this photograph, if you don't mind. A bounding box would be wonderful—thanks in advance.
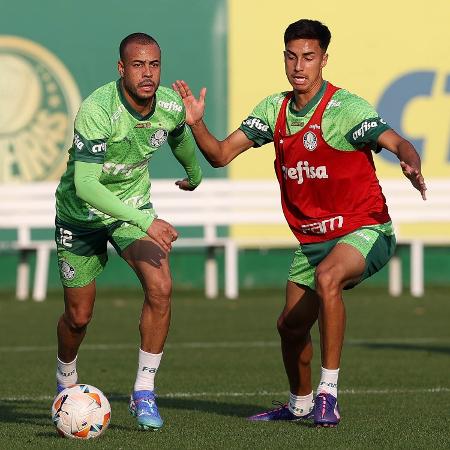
[0,36,81,182]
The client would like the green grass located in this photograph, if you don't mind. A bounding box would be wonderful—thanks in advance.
[0,286,449,449]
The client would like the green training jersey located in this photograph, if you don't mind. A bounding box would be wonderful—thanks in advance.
[239,81,390,151]
[56,80,190,227]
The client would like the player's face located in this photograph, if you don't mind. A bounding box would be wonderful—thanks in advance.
[118,43,161,102]
[284,39,328,95]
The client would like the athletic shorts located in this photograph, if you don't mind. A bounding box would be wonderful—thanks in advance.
[288,222,396,290]
[55,214,152,288]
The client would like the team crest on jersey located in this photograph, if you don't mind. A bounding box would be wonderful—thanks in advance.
[149,129,168,147]
[59,261,75,280]
[303,131,317,151]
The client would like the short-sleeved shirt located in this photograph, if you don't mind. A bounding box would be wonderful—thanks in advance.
[239,81,390,151]
[56,80,187,227]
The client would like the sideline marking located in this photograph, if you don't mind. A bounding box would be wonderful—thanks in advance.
[1,387,449,402]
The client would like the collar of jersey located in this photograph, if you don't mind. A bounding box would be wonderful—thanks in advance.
[116,79,156,121]
[288,80,327,117]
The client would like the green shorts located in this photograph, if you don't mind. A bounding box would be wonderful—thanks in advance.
[288,222,396,290]
[55,214,152,288]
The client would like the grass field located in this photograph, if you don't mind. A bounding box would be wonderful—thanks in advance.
[0,286,449,449]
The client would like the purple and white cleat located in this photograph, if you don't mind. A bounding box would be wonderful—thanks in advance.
[248,402,313,421]
[314,392,340,427]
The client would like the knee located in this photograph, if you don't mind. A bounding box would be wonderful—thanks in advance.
[277,315,308,343]
[315,267,340,299]
[145,277,172,307]
[277,317,313,364]
[64,309,92,331]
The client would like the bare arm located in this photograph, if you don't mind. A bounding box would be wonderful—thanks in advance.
[377,129,427,200]
[189,124,254,167]
[172,80,254,167]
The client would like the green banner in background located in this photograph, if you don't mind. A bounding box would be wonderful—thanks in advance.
[0,0,227,182]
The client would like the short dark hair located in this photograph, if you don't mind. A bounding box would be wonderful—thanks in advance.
[119,33,160,60]
[284,19,331,51]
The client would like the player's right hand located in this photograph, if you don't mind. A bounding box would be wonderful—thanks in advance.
[172,80,206,126]
[146,218,178,252]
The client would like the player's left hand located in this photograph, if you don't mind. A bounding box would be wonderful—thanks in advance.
[175,178,196,191]
[400,161,427,200]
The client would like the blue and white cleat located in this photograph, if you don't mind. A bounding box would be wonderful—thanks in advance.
[129,390,163,430]
[248,402,314,421]
[314,392,340,427]
[56,381,77,395]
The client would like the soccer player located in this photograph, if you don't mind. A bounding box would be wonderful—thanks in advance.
[54,33,203,431]
[173,19,426,427]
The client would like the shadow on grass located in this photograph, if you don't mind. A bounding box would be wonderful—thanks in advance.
[0,399,59,440]
[0,395,263,425]
[33,424,137,439]
[0,400,49,426]
[159,396,266,418]
[105,393,278,420]
[98,392,296,420]
[0,395,316,443]
[35,431,57,438]
[351,342,450,355]
[157,397,314,427]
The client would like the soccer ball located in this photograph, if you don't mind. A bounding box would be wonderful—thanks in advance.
[51,384,111,439]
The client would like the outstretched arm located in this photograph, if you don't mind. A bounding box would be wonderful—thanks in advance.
[377,129,427,200]
[172,80,254,167]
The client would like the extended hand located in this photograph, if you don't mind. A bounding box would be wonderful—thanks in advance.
[146,218,178,252]
[400,161,427,200]
[172,80,206,126]
[175,178,196,191]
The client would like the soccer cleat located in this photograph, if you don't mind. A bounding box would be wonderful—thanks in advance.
[313,392,340,427]
[56,381,77,395]
[248,402,314,421]
[129,390,163,430]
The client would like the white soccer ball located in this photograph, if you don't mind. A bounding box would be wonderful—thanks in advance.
[51,384,111,439]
